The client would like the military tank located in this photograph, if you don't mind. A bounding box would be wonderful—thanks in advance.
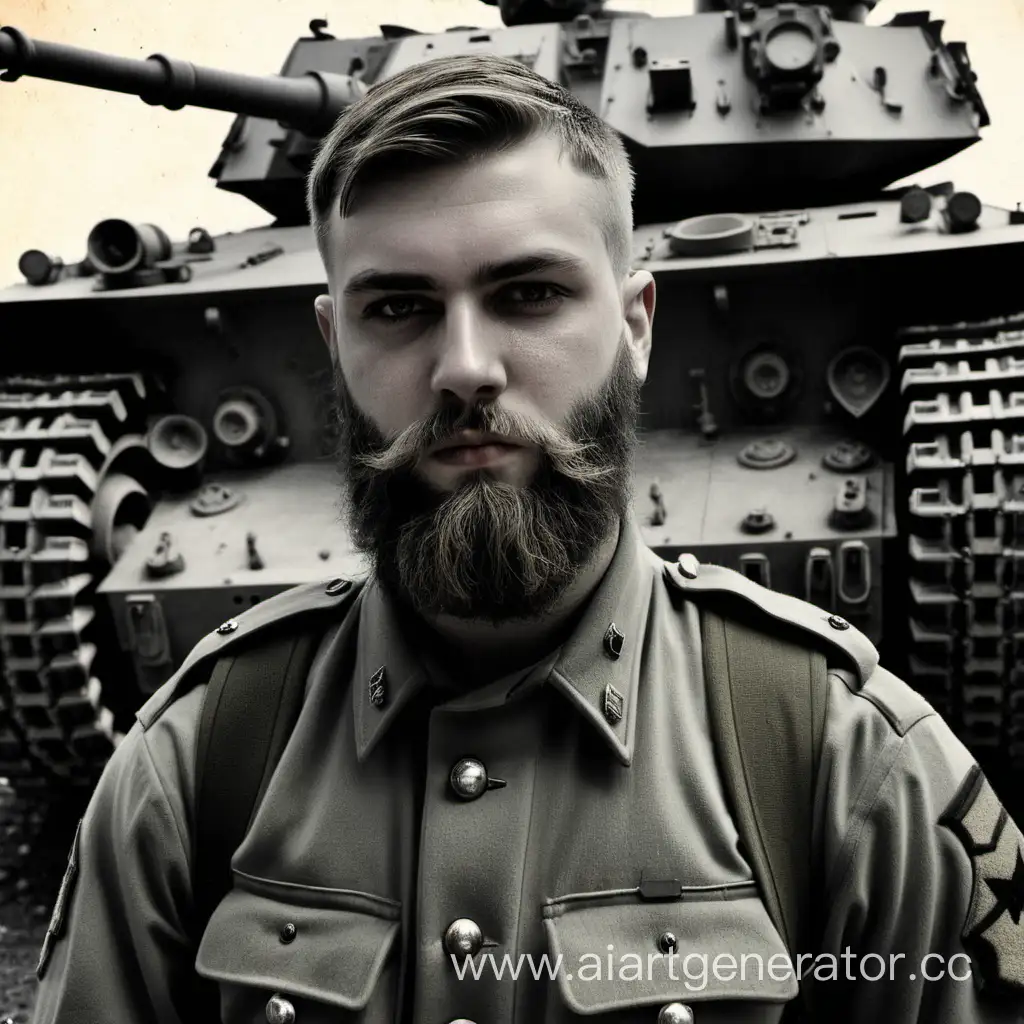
[1,0,1023,804]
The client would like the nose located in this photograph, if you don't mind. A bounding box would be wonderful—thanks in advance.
[429,299,507,406]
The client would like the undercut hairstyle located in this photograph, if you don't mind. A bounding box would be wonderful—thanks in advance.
[305,53,635,279]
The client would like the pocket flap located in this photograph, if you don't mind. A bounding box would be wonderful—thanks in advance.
[196,887,399,1010]
[543,892,799,1015]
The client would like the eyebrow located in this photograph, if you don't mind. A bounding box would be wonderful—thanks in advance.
[341,250,589,297]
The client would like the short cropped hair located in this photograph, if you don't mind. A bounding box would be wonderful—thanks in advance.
[306,53,635,279]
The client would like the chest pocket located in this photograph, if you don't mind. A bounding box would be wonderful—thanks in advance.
[542,888,799,1023]
[195,875,401,1023]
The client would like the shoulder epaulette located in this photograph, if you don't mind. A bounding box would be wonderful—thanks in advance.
[661,552,878,686]
[135,575,365,730]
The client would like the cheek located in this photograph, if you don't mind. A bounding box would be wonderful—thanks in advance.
[510,323,617,415]
[340,349,429,434]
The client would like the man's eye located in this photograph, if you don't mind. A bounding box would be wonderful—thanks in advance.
[361,284,565,323]
[505,283,564,306]
[362,297,429,322]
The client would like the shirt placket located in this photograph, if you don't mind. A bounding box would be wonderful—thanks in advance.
[413,690,545,1024]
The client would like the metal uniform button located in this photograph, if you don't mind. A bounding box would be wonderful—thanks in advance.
[658,931,677,954]
[216,619,238,635]
[658,1003,694,1024]
[676,553,700,579]
[444,918,484,957]
[449,758,506,800]
[325,577,351,596]
[279,922,296,943]
[265,993,296,1024]
[828,614,850,630]
[450,758,488,800]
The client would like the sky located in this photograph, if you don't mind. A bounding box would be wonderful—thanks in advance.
[2,0,1023,286]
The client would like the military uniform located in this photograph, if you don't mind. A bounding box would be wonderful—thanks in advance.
[30,517,1024,1023]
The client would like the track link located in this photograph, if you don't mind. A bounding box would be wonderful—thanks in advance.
[0,374,152,789]
[898,311,1024,768]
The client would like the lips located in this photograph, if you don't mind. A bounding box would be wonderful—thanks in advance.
[432,443,521,468]
[430,431,523,455]
[428,432,526,469]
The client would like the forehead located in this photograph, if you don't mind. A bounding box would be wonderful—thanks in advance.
[327,134,612,288]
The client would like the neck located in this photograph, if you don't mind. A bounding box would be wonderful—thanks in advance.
[413,519,622,686]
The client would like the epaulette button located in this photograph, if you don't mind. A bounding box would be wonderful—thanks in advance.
[677,554,700,580]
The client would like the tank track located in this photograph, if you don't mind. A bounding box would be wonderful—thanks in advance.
[898,311,1024,769]
[0,374,152,790]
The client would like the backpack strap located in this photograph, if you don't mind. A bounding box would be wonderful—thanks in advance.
[664,549,878,984]
[191,622,327,935]
[181,578,367,935]
[700,604,828,1020]
[176,621,327,1023]
[153,579,367,1020]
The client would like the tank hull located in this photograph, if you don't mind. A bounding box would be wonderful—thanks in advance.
[3,190,1023,798]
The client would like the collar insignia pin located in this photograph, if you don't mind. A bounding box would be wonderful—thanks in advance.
[603,683,624,724]
[368,666,387,708]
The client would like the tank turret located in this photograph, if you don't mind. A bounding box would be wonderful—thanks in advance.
[0,10,990,225]
[694,0,875,21]
[0,4,1023,830]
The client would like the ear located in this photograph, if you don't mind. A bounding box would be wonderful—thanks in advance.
[314,294,336,350]
[622,270,656,381]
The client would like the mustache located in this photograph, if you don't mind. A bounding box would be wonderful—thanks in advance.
[352,401,615,484]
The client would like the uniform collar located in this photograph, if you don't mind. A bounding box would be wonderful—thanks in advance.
[351,579,431,762]
[352,516,656,766]
[547,516,655,766]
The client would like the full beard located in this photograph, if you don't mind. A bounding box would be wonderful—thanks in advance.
[330,337,642,623]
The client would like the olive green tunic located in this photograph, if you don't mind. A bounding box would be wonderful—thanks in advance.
[31,518,1024,1023]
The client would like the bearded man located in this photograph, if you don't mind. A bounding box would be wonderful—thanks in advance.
[32,52,1024,1024]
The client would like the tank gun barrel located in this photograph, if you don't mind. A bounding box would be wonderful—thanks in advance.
[0,26,364,136]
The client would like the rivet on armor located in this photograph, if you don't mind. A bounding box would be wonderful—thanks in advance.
[740,509,775,535]
[265,993,296,1024]
[658,1003,694,1024]
[676,553,700,579]
[658,931,678,954]
[279,922,297,944]
[828,614,850,631]
[603,683,624,724]
[823,439,874,473]
[449,758,506,800]
[444,918,484,957]
[737,437,796,470]
[216,619,239,635]
[603,623,625,659]
[368,666,386,707]
[325,577,351,596]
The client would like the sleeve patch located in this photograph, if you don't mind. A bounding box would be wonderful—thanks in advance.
[940,764,1024,999]
[35,817,82,981]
